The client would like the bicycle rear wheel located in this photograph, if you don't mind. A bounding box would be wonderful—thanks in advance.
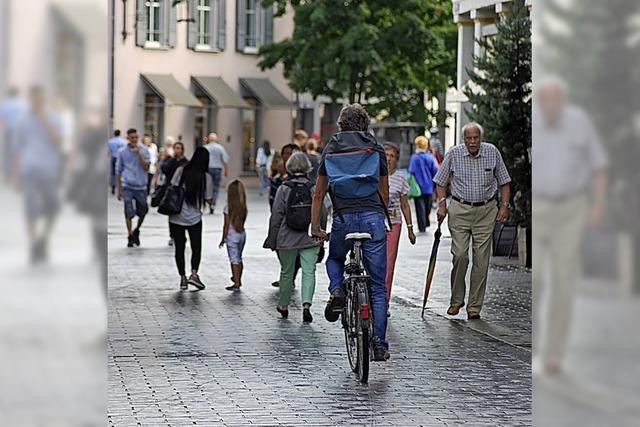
[356,287,369,384]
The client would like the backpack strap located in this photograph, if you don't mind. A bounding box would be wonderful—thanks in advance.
[378,191,393,231]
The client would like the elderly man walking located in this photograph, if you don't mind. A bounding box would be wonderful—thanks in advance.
[434,122,511,320]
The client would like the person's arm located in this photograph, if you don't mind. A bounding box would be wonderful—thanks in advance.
[264,186,287,250]
[496,183,511,223]
[115,152,124,200]
[435,185,448,223]
[400,194,416,244]
[311,175,329,239]
[223,147,230,177]
[589,169,607,226]
[219,214,229,248]
[379,175,389,207]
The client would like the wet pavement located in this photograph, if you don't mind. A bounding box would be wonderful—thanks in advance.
[108,189,532,426]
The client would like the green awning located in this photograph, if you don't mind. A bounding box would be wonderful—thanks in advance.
[239,78,293,109]
[140,74,202,107]
[192,76,250,109]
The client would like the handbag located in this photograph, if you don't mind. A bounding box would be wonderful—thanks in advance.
[150,184,167,207]
[407,175,421,199]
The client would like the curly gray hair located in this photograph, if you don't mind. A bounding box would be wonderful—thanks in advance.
[337,103,370,132]
[285,151,312,174]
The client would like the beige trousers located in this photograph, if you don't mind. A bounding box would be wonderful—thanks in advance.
[532,195,588,365]
[448,200,498,313]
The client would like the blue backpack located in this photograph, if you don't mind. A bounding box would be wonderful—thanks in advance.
[324,148,381,199]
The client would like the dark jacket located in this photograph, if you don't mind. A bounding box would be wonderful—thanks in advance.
[161,156,188,182]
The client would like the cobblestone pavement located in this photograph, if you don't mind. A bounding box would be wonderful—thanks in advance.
[108,189,531,426]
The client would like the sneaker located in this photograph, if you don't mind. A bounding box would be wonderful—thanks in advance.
[168,238,174,246]
[372,338,390,362]
[225,283,241,291]
[303,308,313,323]
[271,281,280,287]
[127,234,134,248]
[276,306,289,318]
[132,228,140,246]
[188,273,206,290]
[324,288,345,322]
[180,276,188,290]
[209,206,214,215]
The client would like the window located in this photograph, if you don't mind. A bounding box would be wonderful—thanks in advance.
[236,1,273,53]
[146,0,162,45]
[245,0,257,49]
[188,0,225,51]
[136,0,177,49]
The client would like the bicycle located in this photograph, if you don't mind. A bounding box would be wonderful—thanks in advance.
[341,232,374,384]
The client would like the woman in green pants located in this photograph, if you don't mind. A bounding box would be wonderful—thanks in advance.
[263,152,327,323]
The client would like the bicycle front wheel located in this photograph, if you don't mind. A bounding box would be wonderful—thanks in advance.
[344,284,359,373]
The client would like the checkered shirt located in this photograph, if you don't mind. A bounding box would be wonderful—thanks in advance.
[433,142,511,203]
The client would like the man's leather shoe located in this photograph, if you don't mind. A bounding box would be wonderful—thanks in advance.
[467,311,481,320]
[446,302,464,315]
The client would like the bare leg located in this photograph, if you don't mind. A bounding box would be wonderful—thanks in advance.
[125,218,132,235]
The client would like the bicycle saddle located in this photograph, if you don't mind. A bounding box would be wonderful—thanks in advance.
[345,232,371,241]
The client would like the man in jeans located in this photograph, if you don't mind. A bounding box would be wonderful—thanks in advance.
[205,132,229,214]
[310,103,390,361]
[107,129,126,194]
[116,128,150,247]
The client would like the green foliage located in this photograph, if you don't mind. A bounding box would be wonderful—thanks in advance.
[464,0,531,227]
[259,0,456,123]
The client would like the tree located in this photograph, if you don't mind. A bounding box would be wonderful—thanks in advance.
[259,0,456,123]
[464,0,531,228]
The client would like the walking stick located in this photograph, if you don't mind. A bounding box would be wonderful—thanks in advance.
[421,224,442,319]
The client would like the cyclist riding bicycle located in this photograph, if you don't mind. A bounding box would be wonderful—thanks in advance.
[310,103,391,362]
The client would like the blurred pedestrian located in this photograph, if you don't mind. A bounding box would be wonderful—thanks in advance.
[306,137,320,183]
[383,142,416,313]
[532,78,608,374]
[409,135,439,232]
[293,129,308,151]
[107,129,126,194]
[160,135,175,162]
[255,140,274,196]
[143,133,159,195]
[161,141,188,246]
[205,132,229,214]
[168,146,213,290]
[219,179,248,291]
[434,122,511,320]
[311,132,323,154]
[264,152,327,322]
[116,128,150,248]
[429,127,444,164]
[16,86,63,263]
[0,87,26,185]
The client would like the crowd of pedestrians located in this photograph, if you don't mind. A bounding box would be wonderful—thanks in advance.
[109,103,512,364]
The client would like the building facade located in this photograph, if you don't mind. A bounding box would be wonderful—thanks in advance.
[451,0,532,145]
[109,0,299,179]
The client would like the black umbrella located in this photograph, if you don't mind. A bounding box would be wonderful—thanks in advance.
[421,225,442,319]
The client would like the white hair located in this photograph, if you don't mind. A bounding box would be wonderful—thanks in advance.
[462,122,484,139]
[286,151,312,174]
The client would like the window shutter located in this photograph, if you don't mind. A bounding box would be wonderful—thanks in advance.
[217,0,226,50]
[263,5,273,45]
[167,0,177,47]
[187,0,198,49]
[236,0,246,51]
[135,0,147,46]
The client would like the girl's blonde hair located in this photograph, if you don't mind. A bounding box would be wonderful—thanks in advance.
[227,180,247,232]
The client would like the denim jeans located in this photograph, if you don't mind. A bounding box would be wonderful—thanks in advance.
[257,165,269,195]
[208,167,223,208]
[326,211,388,348]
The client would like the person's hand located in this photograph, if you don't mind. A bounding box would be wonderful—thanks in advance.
[219,239,226,249]
[496,206,509,223]
[116,189,122,201]
[311,224,328,241]
[408,228,417,245]
[588,202,605,227]
[437,205,447,224]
